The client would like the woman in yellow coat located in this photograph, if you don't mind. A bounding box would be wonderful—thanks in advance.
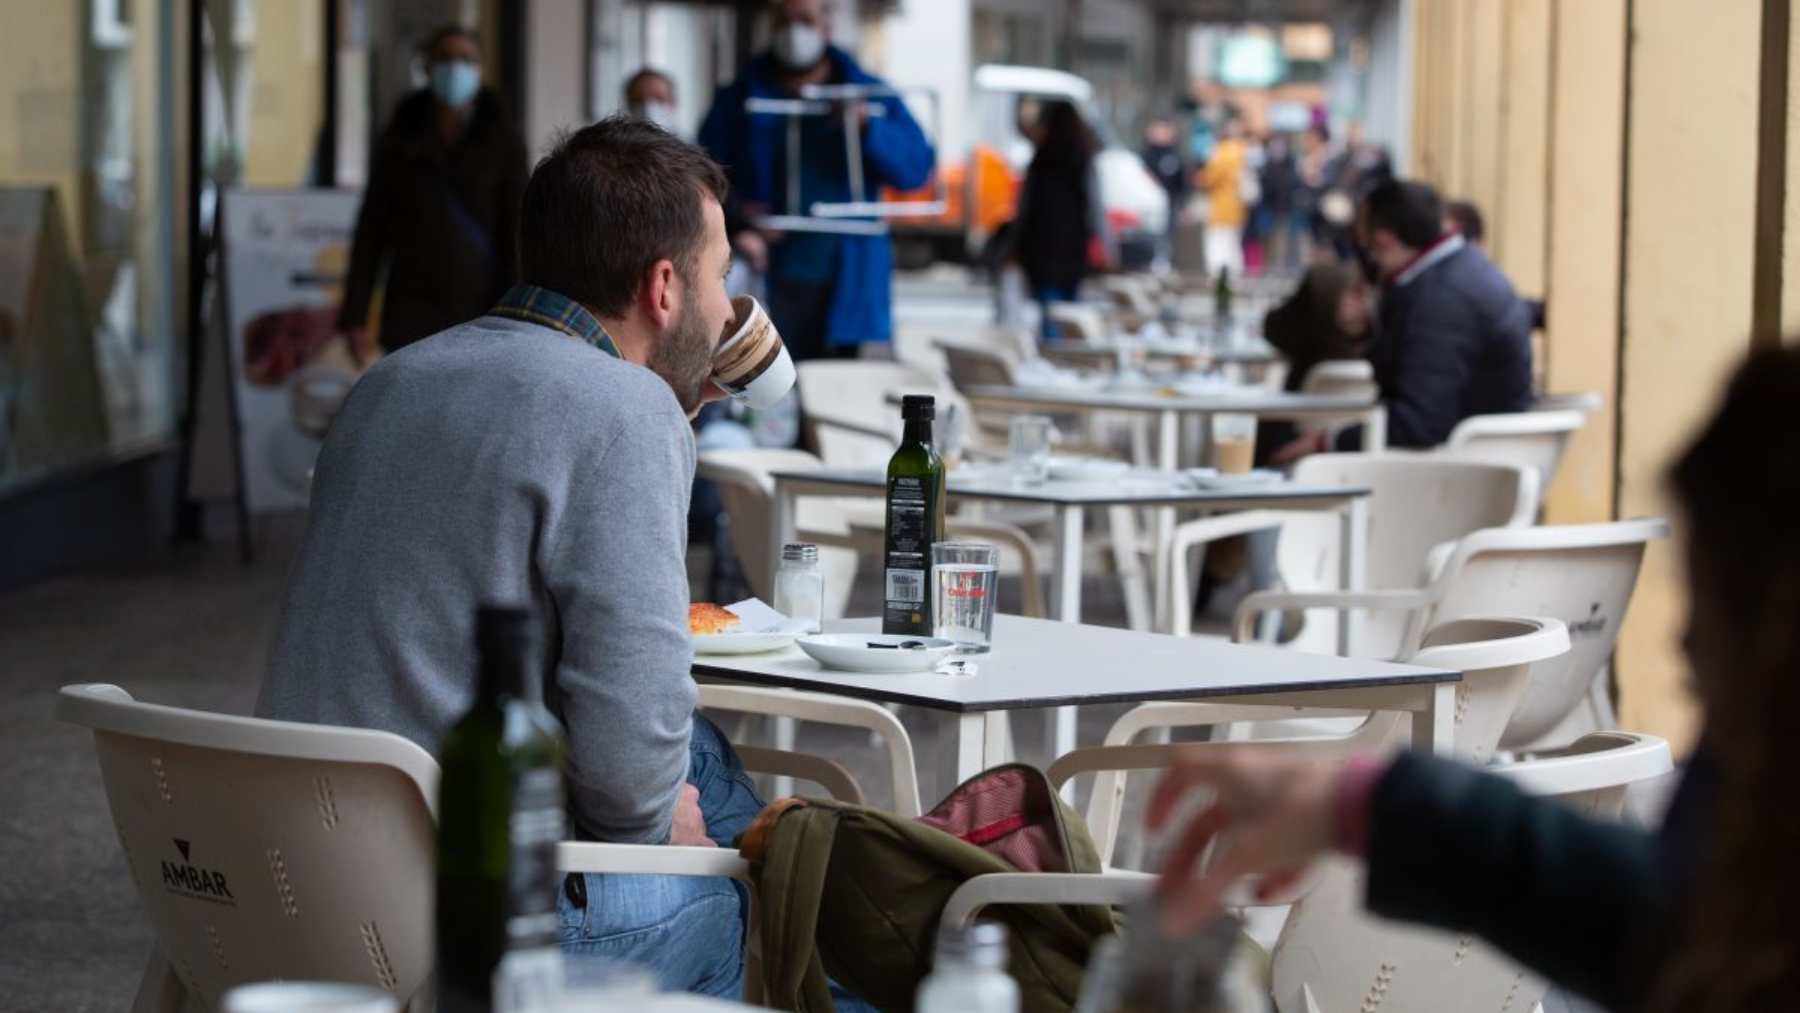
[1199,118,1250,280]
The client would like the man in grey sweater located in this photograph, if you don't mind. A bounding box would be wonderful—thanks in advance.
[258,118,765,997]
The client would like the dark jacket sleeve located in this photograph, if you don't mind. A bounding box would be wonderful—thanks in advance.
[1375,288,1477,448]
[338,138,399,331]
[1365,752,1663,1009]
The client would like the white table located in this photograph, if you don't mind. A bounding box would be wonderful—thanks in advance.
[693,616,1460,787]
[1039,339,1281,367]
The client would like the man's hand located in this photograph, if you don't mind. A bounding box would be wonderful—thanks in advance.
[669,783,715,848]
[1269,428,1330,467]
[732,229,769,273]
[1147,746,1341,936]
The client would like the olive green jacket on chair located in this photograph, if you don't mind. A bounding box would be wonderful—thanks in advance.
[743,765,1121,1012]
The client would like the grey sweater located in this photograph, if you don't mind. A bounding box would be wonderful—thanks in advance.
[257,314,697,844]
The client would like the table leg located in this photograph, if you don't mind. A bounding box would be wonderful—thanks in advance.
[983,711,1011,769]
[956,712,988,783]
[1106,506,1152,632]
[1363,405,1388,452]
[1412,682,1457,755]
[772,715,796,798]
[770,481,798,597]
[1150,409,1180,630]
[1338,496,1369,656]
[1052,504,1085,622]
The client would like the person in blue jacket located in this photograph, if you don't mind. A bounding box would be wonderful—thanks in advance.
[698,0,935,361]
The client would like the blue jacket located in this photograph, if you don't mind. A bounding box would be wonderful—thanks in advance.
[698,47,935,347]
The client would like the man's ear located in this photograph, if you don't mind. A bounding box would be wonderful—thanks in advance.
[643,259,678,331]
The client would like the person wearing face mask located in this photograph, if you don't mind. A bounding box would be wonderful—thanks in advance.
[337,24,528,363]
[698,0,935,363]
[624,67,681,135]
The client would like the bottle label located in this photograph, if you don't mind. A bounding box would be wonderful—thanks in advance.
[506,767,565,949]
[883,475,936,634]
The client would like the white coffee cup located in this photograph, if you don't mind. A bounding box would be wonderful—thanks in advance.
[712,295,795,410]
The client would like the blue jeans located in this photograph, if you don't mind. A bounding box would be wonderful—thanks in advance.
[1036,285,1078,339]
[558,713,765,997]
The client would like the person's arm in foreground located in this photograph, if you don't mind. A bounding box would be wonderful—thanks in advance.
[1149,747,1661,1009]
[544,409,706,846]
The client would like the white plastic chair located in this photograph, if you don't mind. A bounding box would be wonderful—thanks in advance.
[794,360,934,467]
[1533,391,1603,415]
[1164,454,1538,658]
[936,339,1019,391]
[1268,731,1673,1013]
[1437,409,1586,508]
[696,448,863,620]
[1236,518,1669,751]
[55,683,910,1011]
[1045,302,1112,342]
[1067,616,1572,867]
[1299,360,1378,400]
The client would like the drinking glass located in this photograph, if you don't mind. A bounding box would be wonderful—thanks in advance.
[932,542,999,654]
[1007,415,1054,486]
[1210,413,1257,474]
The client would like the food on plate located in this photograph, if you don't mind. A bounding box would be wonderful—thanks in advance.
[688,603,741,635]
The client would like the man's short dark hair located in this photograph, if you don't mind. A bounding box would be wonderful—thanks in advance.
[1446,199,1485,243]
[423,23,479,57]
[518,116,728,318]
[1362,179,1444,250]
[623,67,673,104]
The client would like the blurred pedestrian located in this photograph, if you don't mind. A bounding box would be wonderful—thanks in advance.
[1258,133,1302,276]
[1198,117,1250,280]
[1445,197,1545,330]
[338,24,528,361]
[1014,100,1111,340]
[1140,118,1188,264]
[624,67,679,134]
[698,0,935,362]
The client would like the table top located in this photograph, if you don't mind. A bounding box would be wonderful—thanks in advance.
[691,615,1457,713]
[964,384,1374,414]
[770,465,1368,508]
[1040,339,1280,364]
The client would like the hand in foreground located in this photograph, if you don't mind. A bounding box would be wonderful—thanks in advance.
[1147,746,1341,935]
[669,783,715,848]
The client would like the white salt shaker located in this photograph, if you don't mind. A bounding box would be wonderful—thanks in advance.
[774,543,824,634]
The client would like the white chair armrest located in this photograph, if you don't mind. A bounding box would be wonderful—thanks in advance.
[1166,511,1290,635]
[556,842,751,882]
[731,745,863,806]
[940,871,1155,929]
[1232,588,1433,643]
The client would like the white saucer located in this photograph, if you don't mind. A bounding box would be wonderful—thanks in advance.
[692,632,797,655]
[796,634,957,673]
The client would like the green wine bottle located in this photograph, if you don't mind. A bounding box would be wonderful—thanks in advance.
[883,395,947,635]
[436,605,568,1012]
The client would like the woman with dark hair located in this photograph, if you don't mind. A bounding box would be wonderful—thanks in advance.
[338,24,529,360]
[1254,262,1370,466]
[1147,344,1800,1011]
[1012,100,1113,339]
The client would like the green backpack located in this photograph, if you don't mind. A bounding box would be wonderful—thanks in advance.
[745,763,1121,1012]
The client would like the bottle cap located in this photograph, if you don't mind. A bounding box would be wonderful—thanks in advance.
[781,543,820,563]
[934,920,1009,970]
[901,394,936,421]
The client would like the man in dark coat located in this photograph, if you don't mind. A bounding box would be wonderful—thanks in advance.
[339,25,529,360]
[1352,178,1532,448]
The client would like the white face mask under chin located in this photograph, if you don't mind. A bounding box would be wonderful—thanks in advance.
[774,23,825,71]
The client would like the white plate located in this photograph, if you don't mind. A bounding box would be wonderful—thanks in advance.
[1045,456,1132,482]
[1187,468,1283,489]
[796,634,957,673]
[692,632,797,655]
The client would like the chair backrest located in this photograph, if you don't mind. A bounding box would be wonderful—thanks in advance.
[1051,615,1569,867]
[54,683,438,1009]
[937,340,1017,390]
[1046,303,1111,341]
[1533,391,1603,415]
[1419,519,1668,749]
[1299,360,1378,400]
[1276,454,1538,656]
[1440,409,1586,504]
[1269,730,1673,1013]
[696,448,858,618]
[794,360,931,466]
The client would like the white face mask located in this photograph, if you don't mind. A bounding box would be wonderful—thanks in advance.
[429,59,481,108]
[631,100,679,134]
[773,22,825,71]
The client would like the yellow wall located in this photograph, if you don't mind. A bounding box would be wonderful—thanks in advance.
[1615,0,1764,751]
[242,0,324,187]
[1543,0,1626,526]
[1495,0,1551,297]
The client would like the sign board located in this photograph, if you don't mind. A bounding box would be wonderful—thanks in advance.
[219,189,360,512]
